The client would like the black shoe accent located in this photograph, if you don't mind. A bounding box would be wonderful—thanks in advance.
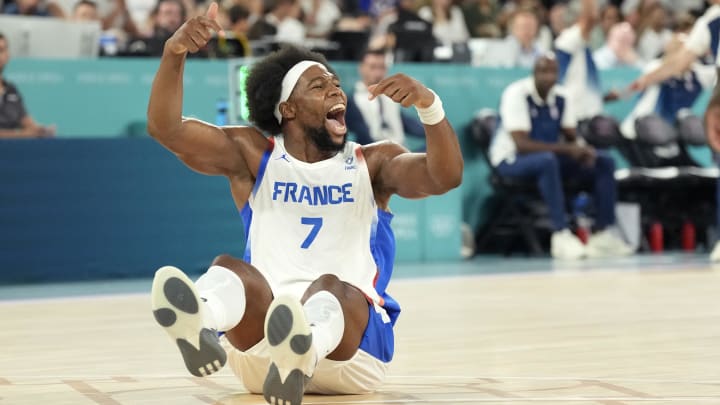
[263,363,307,405]
[153,308,177,327]
[176,328,227,377]
[164,277,199,314]
[267,304,293,346]
[290,334,312,355]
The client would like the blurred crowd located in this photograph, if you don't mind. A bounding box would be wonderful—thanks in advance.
[0,0,713,64]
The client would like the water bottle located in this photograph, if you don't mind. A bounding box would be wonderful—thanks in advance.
[573,193,591,244]
[216,99,228,126]
[99,33,118,56]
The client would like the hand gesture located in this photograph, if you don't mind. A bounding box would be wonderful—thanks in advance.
[567,144,596,167]
[627,75,649,94]
[165,2,223,55]
[367,73,435,108]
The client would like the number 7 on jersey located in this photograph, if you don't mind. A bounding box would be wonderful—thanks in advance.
[300,217,323,249]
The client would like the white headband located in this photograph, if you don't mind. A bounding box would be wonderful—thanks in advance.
[273,61,326,124]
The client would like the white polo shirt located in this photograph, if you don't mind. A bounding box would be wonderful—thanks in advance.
[554,24,603,121]
[621,59,716,139]
[686,5,720,64]
[489,77,576,166]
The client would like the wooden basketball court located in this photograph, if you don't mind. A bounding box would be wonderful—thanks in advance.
[1,256,719,404]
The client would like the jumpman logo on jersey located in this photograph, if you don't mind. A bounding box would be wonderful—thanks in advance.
[275,153,290,162]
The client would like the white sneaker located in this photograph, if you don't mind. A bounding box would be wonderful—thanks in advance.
[151,266,227,377]
[263,296,316,405]
[586,229,634,258]
[551,229,587,260]
[710,241,720,262]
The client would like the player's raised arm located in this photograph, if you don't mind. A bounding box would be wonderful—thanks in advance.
[366,74,463,198]
[147,3,249,176]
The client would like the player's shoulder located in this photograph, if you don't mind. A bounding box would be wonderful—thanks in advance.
[504,77,533,97]
[361,140,408,174]
[224,125,272,151]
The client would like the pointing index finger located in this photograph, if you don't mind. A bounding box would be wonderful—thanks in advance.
[367,77,394,100]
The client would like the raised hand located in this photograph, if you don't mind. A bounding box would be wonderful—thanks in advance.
[367,73,435,108]
[165,2,223,55]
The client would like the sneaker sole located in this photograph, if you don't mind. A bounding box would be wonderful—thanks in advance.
[263,296,313,405]
[151,266,226,377]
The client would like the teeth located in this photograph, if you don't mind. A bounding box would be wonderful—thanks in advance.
[329,103,345,113]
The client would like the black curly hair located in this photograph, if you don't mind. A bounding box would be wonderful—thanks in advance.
[246,45,336,135]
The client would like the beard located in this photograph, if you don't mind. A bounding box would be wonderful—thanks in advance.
[305,124,346,153]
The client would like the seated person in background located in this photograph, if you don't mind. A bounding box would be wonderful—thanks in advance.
[593,22,642,69]
[2,0,65,16]
[387,0,436,62]
[0,33,55,138]
[621,33,716,140]
[489,54,633,260]
[207,4,251,58]
[503,8,543,68]
[417,0,470,46]
[247,0,305,45]
[554,0,623,118]
[125,0,186,56]
[346,49,424,147]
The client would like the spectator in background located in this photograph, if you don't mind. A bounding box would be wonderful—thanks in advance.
[629,0,720,261]
[299,0,341,38]
[621,33,716,140]
[2,0,65,16]
[554,0,607,123]
[461,0,501,38]
[636,2,672,62]
[546,2,570,40]
[0,33,55,138]
[489,54,632,260]
[346,49,424,147]
[588,3,622,50]
[593,21,642,69]
[72,0,99,20]
[148,0,185,39]
[504,8,542,68]
[247,0,306,45]
[207,4,251,58]
[125,0,185,56]
[418,0,470,46]
[387,0,436,62]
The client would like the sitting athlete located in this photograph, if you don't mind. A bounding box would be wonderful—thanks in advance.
[146,3,463,405]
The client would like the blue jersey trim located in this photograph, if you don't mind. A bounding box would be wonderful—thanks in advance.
[252,138,275,197]
[359,208,400,363]
[709,17,720,61]
[555,49,571,85]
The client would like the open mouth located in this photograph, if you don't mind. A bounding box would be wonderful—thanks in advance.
[325,103,347,135]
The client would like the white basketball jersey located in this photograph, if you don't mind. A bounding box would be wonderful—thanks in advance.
[241,135,382,303]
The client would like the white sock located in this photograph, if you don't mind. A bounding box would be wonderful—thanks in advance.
[303,291,345,363]
[195,265,246,332]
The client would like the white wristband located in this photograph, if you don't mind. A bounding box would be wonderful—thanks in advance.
[416,89,445,126]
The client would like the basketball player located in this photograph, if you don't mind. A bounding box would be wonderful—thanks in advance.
[629,1,720,261]
[146,3,463,405]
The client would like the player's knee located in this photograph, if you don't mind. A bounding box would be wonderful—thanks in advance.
[303,274,344,299]
[211,253,237,267]
[311,274,343,289]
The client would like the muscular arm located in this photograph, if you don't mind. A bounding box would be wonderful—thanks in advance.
[146,8,252,176]
[366,76,463,200]
[633,47,697,90]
